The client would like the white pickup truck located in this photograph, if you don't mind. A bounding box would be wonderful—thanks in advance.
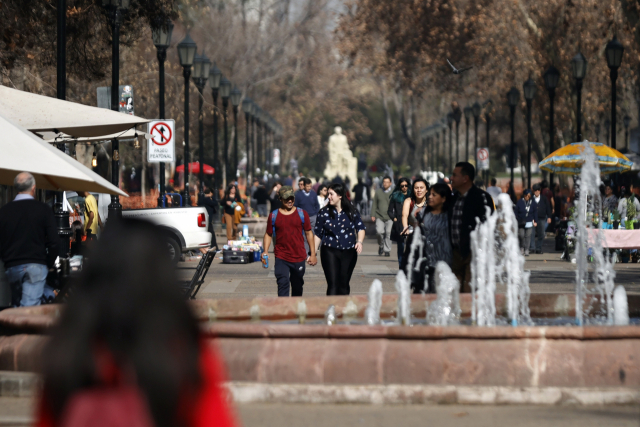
[65,192,212,262]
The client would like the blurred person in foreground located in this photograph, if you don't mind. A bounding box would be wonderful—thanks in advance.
[36,218,237,427]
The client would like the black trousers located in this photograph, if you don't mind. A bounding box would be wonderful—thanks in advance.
[321,245,358,295]
[274,257,305,297]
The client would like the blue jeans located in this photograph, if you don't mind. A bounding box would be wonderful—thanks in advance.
[5,263,48,307]
[530,219,548,251]
[397,240,405,267]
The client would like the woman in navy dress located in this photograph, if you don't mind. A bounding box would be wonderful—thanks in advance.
[314,183,366,295]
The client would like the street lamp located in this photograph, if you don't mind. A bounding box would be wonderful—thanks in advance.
[606,37,624,149]
[230,86,242,181]
[219,76,231,184]
[605,119,611,146]
[447,112,454,174]
[208,63,222,189]
[440,120,447,173]
[242,97,253,182]
[523,77,537,189]
[464,106,472,163]
[507,87,520,189]
[192,52,210,204]
[255,107,263,171]
[102,0,130,219]
[453,106,462,164]
[483,100,493,182]
[544,65,559,186]
[472,102,481,170]
[571,52,587,141]
[624,115,631,149]
[152,18,173,208]
[177,33,197,206]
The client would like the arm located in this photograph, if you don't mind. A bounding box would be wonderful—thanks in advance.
[354,229,366,254]
[306,230,317,265]
[263,232,272,255]
[371,192,378,222]
[387,197,396,220]
[401,198,411,233]
[86,211,95,232]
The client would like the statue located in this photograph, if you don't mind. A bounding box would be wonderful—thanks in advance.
[324,127,358,187]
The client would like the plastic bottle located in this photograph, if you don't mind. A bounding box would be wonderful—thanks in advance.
[243,224,249,239]
[621,217,627,230]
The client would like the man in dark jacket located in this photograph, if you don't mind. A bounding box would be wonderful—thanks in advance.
[531,184,552,254]
[448,162,495,292]
[198,187,219,251]
[0,172,58,306]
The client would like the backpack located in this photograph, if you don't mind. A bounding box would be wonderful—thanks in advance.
[271,208,305,245]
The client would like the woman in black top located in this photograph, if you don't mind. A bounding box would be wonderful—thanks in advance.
[314,183,366,295]
[387,177,412,267]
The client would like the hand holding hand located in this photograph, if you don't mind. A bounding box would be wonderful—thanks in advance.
[307,254,318,266]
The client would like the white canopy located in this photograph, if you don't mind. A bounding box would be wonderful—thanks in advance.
[0,113,128,196]
[0,85,149,138]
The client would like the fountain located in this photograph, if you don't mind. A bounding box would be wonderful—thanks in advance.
[0,142,636,404]
[426,262,461,325]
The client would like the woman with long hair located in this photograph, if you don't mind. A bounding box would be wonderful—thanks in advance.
[221,184,240,241]
[387,177,411,267]
[314,183,366,295]
[37,219,237,427]
[416,183,453,293]
[400,177,430,236]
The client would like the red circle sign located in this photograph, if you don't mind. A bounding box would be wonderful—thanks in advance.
[478,148,488,161]
[150,122,172,146]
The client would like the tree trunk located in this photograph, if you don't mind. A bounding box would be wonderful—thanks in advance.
[381,86,398,162]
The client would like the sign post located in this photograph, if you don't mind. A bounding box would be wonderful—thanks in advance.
[148,120,175,163]
[477,147,490,171]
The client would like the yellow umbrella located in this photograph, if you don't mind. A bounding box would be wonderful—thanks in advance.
[539,141,632,175]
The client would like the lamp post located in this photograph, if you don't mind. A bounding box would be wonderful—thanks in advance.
[441,122,447,172]
[523,78,537,190]
[208,63,222,190]
[54,0,72,257]
[453,106,462,164]
[177,34,197,206]
[472,102,481,171]
[251,105,256,177]
[507,87,520,189]
[192,52,211,204]
[605,119,611,146]
[103,0,130,218]
[624,115,631,149]
[447,113,454,174]
[230,87,242,182]
[152,19,173,208]
[464,106,472,163]
[606,37,624,150]
[255,107,263,172]
[219,77,231,184]
[242,98,253,182]
[571,52,587,141]
[483,100,493,183]
[544,66,559,186]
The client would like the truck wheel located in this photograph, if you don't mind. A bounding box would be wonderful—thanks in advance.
[166,236,181,263]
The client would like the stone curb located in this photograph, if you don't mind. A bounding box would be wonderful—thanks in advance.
[0,372,40,398]
[225,382,640,406]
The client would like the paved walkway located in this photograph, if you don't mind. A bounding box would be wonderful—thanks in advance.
[180,236,640,299]
[1,398,639,427]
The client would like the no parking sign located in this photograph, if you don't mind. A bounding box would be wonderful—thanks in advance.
[147,119,175,162]
[477,147,490,171]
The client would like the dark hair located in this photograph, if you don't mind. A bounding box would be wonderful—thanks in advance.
[382,176,392,182]
[204,186,212,195]
[317,184,327,195]
[391,177,412,204]
[41,219,202,427]
[301,177,312,186]
[541,180,549,189]
[455,162,475,180]
[410,178,430,203]
[490,178,497,186]
[532,184,541,192]
[224,184,237,200]
[328,183,357,221]
[428,183,453,212]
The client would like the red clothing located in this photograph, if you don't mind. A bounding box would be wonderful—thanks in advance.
[36,342,237,427]
[266,208,311,263]
[542,188,553,203]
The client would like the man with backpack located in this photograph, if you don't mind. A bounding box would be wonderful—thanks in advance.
[263,186,317,297]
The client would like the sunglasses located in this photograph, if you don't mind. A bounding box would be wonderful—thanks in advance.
[400,185,408,188]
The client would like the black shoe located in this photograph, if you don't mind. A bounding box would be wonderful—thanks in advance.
[536,250,543,254]
[384,252,391,257]
[378,247,384,256]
